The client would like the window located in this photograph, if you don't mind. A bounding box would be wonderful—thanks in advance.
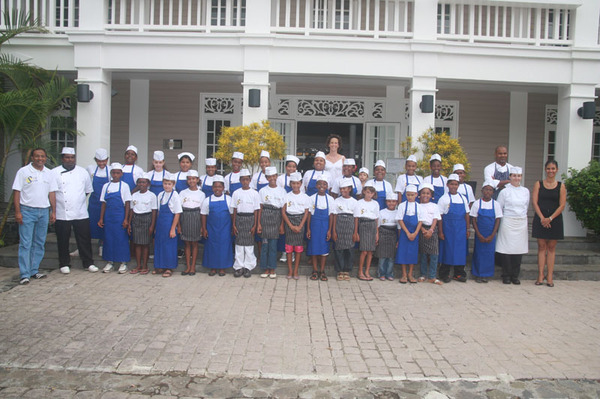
[49,116,76,157]
[593,129,600,162]
[206,119,231,174]
[335,0,350,29]
[211,0,246,26]
[365,123,400,185]
[546,130,556,161]
[437,4,451,34]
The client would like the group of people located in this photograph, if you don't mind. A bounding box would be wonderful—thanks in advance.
[12,136,566,287]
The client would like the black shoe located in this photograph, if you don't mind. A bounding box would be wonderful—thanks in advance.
[177,249,184,259]
[454,275,467,283]
[475,277,483,283]
[189,272,196,276]
[233,269,243,278]
[441,277,451,283]
[503,278,511,284]
[481,278,489,283]
[31,273,47,279]
[243,268,251,278]
[181,271,189,276]
[511,278,521,285]
[19,277,30,285]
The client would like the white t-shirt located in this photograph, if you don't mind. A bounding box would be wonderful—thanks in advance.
[309,193,334,215]
[424,175,448,195]
[458,182,475,204]
[379,208,398,227]
[418,202,442,225]
[284,191,310,215]
[396,201,422,220]
[122,164,145,181]
[302,169,332,190]
[224,171,241,193]
[259,185,287,208]
[394,174,423,194]
[354,199,379,220]
[179,188,206,210]
[497,185,530,218]
[86,164,110,179]
[250,171,270,190]
[331,175,362,196]
[53,165,93,220]
[100,181,132,203]
[231,188,261,213]
[131,191,158,214]
[470,198,503,219]
[158,190,183,214]
[437,193,470,215]
[12,163,59,208]
[277,173,305,193]
[200,194,233,215]
[333,196,358,215]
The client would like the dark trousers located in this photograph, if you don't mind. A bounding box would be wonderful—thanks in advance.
[498,253,522,280]
[439,264,466,279]
[55,218,94,268]
[334,249,354,273]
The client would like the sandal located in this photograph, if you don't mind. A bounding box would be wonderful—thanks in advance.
[344,273,351,281]
[432,279,443,285]
[140,269,149,275]
[218,270,226,277]
[535,281,544,286]
[310,271,320,281]
[320,272,328,281]
[162,270,172,278]
[152,269,164,275]
[337,273,344,281]
[130,268,141,274]
[408,277,417,284]
[208,269,217,276]
[358,275,368,281]
[417,277,426,282]
[399,277,407,284]
[365,275,373,281]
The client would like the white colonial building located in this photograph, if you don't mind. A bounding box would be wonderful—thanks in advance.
[2,0,600,235]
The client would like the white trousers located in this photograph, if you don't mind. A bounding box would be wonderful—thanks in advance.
[233,245,257,270]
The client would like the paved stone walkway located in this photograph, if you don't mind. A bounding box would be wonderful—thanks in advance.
[0,267,599,397]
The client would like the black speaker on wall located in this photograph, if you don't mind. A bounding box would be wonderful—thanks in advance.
[248,89,261,108]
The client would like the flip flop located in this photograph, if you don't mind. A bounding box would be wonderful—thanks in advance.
[399,278,407,284]
[140,269,149,275]
[408,278,417,284]
[162,270,172,278]
[358,275,368,281]
[129,268,140,274]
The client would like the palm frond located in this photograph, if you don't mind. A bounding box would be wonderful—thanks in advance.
[0,10,48,47]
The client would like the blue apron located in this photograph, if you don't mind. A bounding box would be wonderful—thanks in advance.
[256,171,268,191]
[306,170,320,196]
[461,183,472,203]
[89,166,108,240]
[402,175,421,202]
[175,171,188,193]
[430,175,445,204]
[228,173,242,195]
[307,195,330,256]
[201,175,214,197]
[154,191,178,269]
[202,196,234,269]
[102,181,130,263]
[283,174,293,193]
[493,164,509,200]
[150,170,164,196]
[122,165,137,191]
[277,176,293,252]
[440,194,467,266]
[472,199,496,277]
[373,179,387,210]
[395,201,419,264]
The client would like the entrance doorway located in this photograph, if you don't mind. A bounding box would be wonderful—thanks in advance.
[296,122,364,173]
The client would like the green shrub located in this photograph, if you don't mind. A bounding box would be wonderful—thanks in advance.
[563,161,600,235]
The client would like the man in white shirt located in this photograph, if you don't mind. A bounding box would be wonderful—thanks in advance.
[52,147,97,274]
[12,148,58,285]
[484,146,513,200]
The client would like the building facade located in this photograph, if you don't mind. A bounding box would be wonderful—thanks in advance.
[2,0,600,236]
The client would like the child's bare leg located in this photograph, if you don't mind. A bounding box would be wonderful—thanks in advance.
[312,253,318,272]
[141,245,149,269]
[319,255,327,273]
[190,242,198,273]
[408,264,415,281]
[184,242,192,272]
[358,251,366,277]
[287,252,293,276]
[293,251,301,277]
[365,252,373,278]
[134,245,142,269]
[401,264,408,279]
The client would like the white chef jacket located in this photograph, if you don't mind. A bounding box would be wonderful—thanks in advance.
[12,163,58,208]
[497,185,529,218]
[52,165,93,220]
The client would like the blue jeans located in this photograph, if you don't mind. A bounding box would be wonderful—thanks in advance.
[18,205,50,279]
[420,253,439,280]
[260,238,278,270]
[378,257,394,278]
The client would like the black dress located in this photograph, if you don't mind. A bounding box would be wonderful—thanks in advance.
[532,181,564,240]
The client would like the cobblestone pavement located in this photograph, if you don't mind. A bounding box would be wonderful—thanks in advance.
[0,267,599,398]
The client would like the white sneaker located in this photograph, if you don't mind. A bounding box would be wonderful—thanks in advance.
[88,265,99,273]
[260,273,269,278]
[103,263,113,273]
[70,249,79,257]
[269,273,277,279]
[279,254,287,263]
[118,263,127,274]
[60,266,70,274]
[98,246,103,257]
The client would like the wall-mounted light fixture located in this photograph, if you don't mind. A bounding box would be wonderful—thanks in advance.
[577,101,596,119]
[420,94,434,113]
[77,84,94,102]
[248,89,260,108]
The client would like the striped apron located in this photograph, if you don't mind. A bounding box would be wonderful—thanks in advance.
[180,207,202,241]
[235,213,255,246]
[358,218,377,251]
[130,212,152,245]
[419,224,439,255]
[334,213,355,250]
[376,225,398,258]
[260,204,281,240]
[285,213,305,246]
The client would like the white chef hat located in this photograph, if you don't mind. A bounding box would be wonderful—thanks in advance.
[212,175,225,184]
[364,180,375,188]
[260,150,270,159]
[447,173,459,182]
[239,168,251,177]
[482,179,497,189]
[178,152,195,162]
[205,158,217,166]
[61,147,75,155]
[285,155,300,165]
[510,166,523,175]
[110,162,123,170]
[429,154,442,162]
[405,184,418,193]
[339,178,353,188]
[419,182,435,193]
[265,166,277,176]
[359,167,369,175]
[153,151,165,161]
[386,191,398,201]
[289,172,302,182]
[343,158,356,166]
[163,172,177,181]
[314,151,326,160]
[453,164,465,172]
[374,160,386,169]
[94,148,108,161]
[126,145,138,154]
[406,155,417,163]
[187,170,199,178]
[316,174,329,185]
[232,151,244,160]
[137,173,151,181]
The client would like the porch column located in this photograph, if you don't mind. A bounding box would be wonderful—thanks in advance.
[555,84,596,237]
[409,77,437,153]
[129,80,150,169]
[78,1,107,30]
[412,0,437,41]
[508,92,528,183]
[75,68,112,167]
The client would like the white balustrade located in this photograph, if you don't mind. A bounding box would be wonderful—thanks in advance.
[0,0,78,33]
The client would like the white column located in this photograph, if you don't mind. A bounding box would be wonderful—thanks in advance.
[555,84,596,237]
[409,77,437,154]
[508,92,528,183]
[412,0,438,41]
[242,43,270,125]
[129,80,150,170]
[385,85,406,121]
[76,68,112,167]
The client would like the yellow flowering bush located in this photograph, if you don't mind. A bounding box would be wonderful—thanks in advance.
[214,120,287,173]
[399,129,471,178]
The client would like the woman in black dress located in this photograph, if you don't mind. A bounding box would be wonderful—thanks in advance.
[532,160,567,287]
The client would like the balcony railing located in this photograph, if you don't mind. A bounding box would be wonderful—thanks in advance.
[0,0,79,33]
[271,0,413,38]
[437,3,573,46]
